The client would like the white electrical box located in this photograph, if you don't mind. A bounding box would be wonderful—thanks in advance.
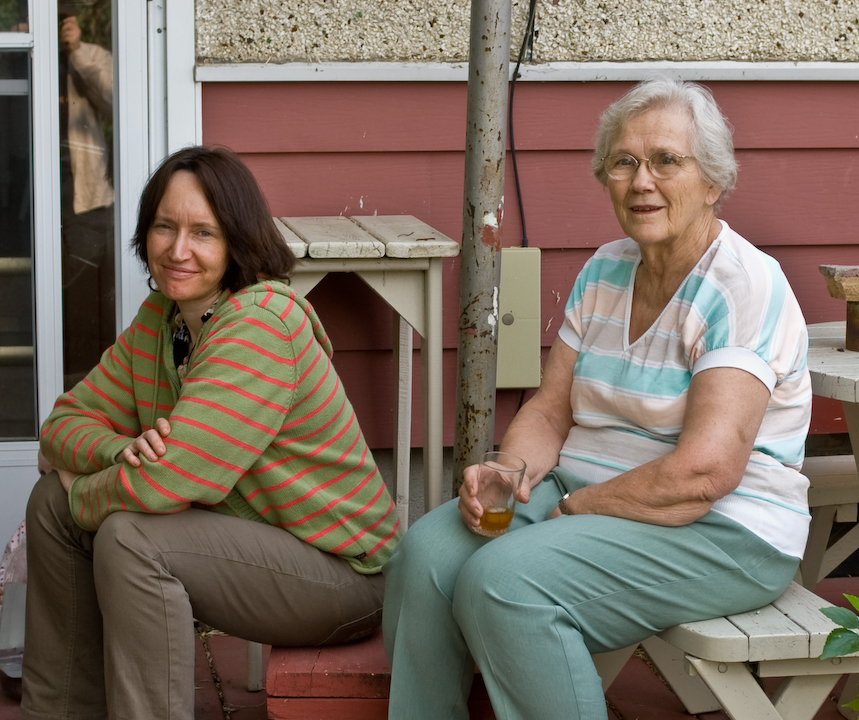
[496,247,542,388]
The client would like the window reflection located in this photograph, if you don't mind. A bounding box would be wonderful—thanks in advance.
[0,51,35,439]
[59,0,114,389]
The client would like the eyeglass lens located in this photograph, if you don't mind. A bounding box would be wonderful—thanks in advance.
[605,152,685,180]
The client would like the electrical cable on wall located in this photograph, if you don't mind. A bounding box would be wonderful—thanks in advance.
[509,0,540,411]
[508,0,539,249]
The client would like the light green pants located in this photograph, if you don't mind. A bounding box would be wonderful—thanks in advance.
[382,469,799,720]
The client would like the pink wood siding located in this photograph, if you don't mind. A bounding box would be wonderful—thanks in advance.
[203,80,859,445]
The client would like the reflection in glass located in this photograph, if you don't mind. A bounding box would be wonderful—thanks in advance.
[59,0,115,389]
[0,0,27,32]
[0,51,35,439]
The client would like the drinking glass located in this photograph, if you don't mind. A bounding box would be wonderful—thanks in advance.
[470,451,527,538]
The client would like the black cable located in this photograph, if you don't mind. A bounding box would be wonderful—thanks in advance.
[508,0,539,248]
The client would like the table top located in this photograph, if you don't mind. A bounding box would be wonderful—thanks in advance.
[273,215,460,260]
[807,321,859,403]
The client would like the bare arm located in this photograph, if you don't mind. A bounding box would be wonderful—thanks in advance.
[558,366,770,526]
[459,338,578,527]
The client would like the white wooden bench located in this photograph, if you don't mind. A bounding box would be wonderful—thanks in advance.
[591,582,859,720]
[801,454,859,590]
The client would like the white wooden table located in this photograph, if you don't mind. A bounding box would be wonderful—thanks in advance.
[275,215,460,524]
[245,215,459,691]
[808,321,859,441]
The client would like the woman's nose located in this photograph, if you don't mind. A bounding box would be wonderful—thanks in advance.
[168,231,191,260]
[630,161,657,190]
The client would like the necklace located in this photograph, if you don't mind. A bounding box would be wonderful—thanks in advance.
[173,304,215,384]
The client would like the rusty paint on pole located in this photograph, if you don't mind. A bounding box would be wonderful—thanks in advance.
[452,0,511,494]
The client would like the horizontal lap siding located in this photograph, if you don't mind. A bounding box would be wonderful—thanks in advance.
[203,80,859,444]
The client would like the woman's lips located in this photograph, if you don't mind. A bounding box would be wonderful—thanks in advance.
[161,265,196,278]
[630,205,662,213]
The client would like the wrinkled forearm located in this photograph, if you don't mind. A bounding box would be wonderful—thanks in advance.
[564,455,736,526]
[499,402,570,489]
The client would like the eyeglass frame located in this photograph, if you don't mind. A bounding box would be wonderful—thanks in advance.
[600,151,695,181]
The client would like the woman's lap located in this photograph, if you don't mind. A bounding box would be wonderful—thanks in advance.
[22,474,385,720]
[383,476,799,720]
[94,505,385,647]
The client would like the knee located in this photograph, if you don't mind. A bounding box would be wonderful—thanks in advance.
[92,512,152,576]
[384,516,441,592]
[25,472,71,533]
[384,501,480,609]
[451,548,510,632]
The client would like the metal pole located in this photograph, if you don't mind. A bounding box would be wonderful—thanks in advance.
[452,0,511,493]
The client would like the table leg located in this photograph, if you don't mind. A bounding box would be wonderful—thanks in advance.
[392,316,413,529]
[422,259,444,510]
[844,403,859,480]
[837,401,859,718]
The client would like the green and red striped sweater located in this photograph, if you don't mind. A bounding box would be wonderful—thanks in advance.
[41,281,401,574]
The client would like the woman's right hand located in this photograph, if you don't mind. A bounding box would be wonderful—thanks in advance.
[457,463,483,529]
[116,418,171,467]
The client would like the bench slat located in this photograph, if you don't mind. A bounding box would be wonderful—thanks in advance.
[282,217,385,259]
[804,454,859,506]
[350,215,460,259]
[727,603,810,662]
[657,582,845,663]
[658,615,749,662]
[771,582,842,658]
[273,217,309,258]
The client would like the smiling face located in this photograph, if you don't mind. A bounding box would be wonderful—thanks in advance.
[607,105,722,254]
[147,171,230,318]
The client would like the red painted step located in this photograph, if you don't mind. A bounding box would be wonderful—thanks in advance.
[266,627,495,720]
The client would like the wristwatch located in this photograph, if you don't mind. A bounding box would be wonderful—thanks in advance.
[558,492,575,516]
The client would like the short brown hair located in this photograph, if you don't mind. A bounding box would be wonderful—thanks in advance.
[132,146,296,292]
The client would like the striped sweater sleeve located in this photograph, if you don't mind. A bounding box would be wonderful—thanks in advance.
[66,298,301,531]
[39,313,151,475]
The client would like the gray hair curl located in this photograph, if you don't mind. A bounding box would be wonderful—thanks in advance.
[592,76,737,210]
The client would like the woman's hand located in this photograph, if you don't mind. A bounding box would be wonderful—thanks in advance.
[457,463,483,529]
[37,451,76,492]
[37,451,52,476]
[56,468,77,493]
[458,462,536,530]
[116,418,172,467]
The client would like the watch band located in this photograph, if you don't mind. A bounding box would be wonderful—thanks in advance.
[558,492,575,516]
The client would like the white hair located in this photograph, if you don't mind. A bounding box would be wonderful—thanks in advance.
[592,75,737,210]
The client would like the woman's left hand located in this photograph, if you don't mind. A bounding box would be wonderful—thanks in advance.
[116,418,172,467]
[56,468,77,493]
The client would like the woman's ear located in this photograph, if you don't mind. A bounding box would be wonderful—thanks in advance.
[705,185,721,207]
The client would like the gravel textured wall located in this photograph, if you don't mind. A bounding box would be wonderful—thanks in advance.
[196,0,859,64]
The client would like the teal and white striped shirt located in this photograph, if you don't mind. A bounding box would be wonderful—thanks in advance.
[558,220,812,557]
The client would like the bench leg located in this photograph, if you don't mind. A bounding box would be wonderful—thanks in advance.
[771,673,841,720]
[839,674,859,720]
[686,656,784,720]
[801,504,836,589]
[590,644,637,691]
[687,656,841,720]
[639,636,721,714]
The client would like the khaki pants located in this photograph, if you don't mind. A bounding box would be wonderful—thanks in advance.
[21,473,385,720]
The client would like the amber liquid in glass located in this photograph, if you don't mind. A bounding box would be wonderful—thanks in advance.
[478,505,514,534]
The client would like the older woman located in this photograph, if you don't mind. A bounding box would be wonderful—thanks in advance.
[23,147,401,720]
[383,77,811,720]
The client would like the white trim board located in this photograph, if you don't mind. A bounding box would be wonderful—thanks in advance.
[196,60,859,83]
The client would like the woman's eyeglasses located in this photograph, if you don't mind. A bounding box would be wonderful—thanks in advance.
[602,151,694,181]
